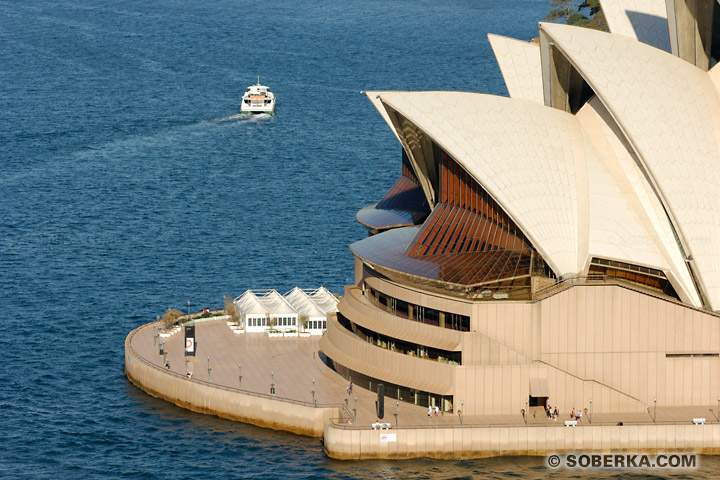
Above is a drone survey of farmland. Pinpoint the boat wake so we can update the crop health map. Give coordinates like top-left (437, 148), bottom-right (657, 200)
top-left (203, 113), bottom-right (274, 124)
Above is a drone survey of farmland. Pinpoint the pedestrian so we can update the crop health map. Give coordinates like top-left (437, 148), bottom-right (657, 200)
top-left (577, 409), bottom-right (583, 423)
top-left (553, 406), bottom-right (558, 420)
top-left (434, 406), bottom-right (440, 417)
top-left (428, 405), bottom-right (433, 417)
top-left (570, 408), bottom-right (575, 420)
top-left (349, 382), bottom-right (353, 394)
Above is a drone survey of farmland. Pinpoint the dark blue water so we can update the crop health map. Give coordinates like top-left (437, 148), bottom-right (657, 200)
top-left (2, 0), bottom-right (718, 478)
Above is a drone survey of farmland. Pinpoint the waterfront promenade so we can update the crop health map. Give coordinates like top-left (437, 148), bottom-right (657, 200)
top-left (126, 317), bottom-right (720, 459)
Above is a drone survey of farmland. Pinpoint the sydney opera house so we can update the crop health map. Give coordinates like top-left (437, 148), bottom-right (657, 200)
top-left (319, 0), bottom-right (720, 419)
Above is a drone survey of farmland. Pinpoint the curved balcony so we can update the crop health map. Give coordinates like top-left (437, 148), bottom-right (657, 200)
top-left (319, 315), bottom-right (454, 396)
top-left (339, 286), bottom-right (462, 352)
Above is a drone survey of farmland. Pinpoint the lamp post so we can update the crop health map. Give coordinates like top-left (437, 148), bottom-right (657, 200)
top-left (461, 400), bottom-right (464, 425)
top-left (354, 395), bottom-right (358, 422)
top-left (270, 371), bottom-right (275, 395)
top-left (207, 356), bottom-right (211, 380)
top-left (653, 397), bottom-right (657, 423)
top-left (589, 398), bottom-right (593, 424)
top-left (396, 401), bottom-right (399, 427)
top-left (238, 363), bottom-right (242, 388)
top-left (525, 400), bottom-right (529, 424)
top-left (154, 315), bottom-right (159, 346)
top-left (717, 397), bottom-right (720, 422)
top-left (312, 378), bottom-right (316, 407)
top-left (187, 301), bottom-right (191, 318)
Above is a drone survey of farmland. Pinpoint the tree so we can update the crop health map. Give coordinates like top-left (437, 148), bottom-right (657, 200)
top-left (160, 309), bottom-right (182, 329)
top-left (298, 313), bottom-right (309, 332)
top-left (224, 296), bottom-right (240, 323)
top-left (545, 0), bottom-right (575, 23)
top-left (545, 0), bottom-right (608, 32)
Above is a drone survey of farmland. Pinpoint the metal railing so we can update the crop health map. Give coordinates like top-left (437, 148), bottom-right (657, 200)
top-left (326, 416), bottom-right (720, 431)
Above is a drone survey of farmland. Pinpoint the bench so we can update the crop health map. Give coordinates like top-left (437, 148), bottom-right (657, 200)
top-left (372, 422), bottom-right (392, 430)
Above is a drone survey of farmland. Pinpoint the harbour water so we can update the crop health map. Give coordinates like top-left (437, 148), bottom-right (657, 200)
top-left (3, 0), bottom-right (719, 477)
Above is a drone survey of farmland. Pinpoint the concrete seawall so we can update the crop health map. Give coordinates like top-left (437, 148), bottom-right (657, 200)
top-left (323, 421), bottom-right (720, 460)
top-left (125, 323), bottom-right (339, 437)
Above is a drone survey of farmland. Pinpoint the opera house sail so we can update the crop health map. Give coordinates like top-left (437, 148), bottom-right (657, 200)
top-left (320, 0), bottom-right (720, 418)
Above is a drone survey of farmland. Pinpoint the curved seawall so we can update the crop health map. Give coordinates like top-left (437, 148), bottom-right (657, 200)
top-left (125, 323), bottom-right (338, 437)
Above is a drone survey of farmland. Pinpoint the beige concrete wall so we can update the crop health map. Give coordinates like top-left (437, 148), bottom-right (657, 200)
top-left (340, 268), bottom-right (720, 415)
top-left (324, 422), bottom-right (720, 460)
top-left (320, 315), bottom-right (455, 395)
top-left (341, 286), bottom-right (462, 351)
top-left (453, 363), bottom-right (645, 416)
top-left (125, 325), bottom-right (338, 437)
top-left (533, 286), bottom-right (720, 409)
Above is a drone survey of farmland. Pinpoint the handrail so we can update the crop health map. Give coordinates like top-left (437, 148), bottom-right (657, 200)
top-left (126, 323), bottom-right (343, 409)
top-left (535, 359), bottom-right (645, 407)
top-left (326, 417), bottom-right (720, 430)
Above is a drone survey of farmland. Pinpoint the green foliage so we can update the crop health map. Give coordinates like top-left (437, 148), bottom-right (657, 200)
top-left (545, 0), bottom-right (608, 32)
top-left (160, 309), bottom-right (182, 328)
top-left (545, 0), bottom-right (575, 22)
top-left (224, 296), bottom-right (240, 322)
top-left (567, 13), bottom-right (587, 25)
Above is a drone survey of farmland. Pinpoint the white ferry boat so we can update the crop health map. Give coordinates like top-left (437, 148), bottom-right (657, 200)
top-left (240, 77), bottom-right (276, 115)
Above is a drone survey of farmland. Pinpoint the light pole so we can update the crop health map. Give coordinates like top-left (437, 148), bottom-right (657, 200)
top-left (653, 397), bottom-right (657, 423)
top-left (354, 395), bottom-right (358, 422)
top-left (207, 356), bottom-right (211, 380)
top-left (238, 363), bottom-right (242, 388)
top-left (270, 371), bottom-right (275, 395)
top-left (154, 315), bottom-right (159, 346)
top-left (717, 397), bottom-right (720, 422)
top-left (525, 400), bottom-right (529, 424)
top-left (461, 400), bottom-right (464, 425)
top-left (312, 378), bottom-right (316, 407)
top-left (187, 301), bottom-right (191, 318)
top-left (589, 398), bottom-right (593, 424)
top-left (395, 401), bottom-right (399, 426)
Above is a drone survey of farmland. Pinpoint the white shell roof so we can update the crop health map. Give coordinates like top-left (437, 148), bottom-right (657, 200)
top-left (540, 21), bottom-right (720, 309)
top-left (599, 0), bottom-right (670, 51)
top-left (379, 91), bottom-right (583, 277)
top-left (487, 34), bottom-right (543, 104)
top-left (370, 84), bottom-right (703, 306)
top-left (365, 91), bottom-right (401, 141)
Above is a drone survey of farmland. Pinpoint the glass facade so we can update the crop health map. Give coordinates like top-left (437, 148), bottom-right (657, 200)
top-left (338, 312), bottom-right (461, 365)
top-left (588, 257), bottom-right (680, 299)
top-left (367, 285), bottom-right (470, 332)
top-left (321, 352), bottom-right (453, 412)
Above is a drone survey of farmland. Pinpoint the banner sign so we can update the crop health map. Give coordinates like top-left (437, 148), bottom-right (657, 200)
top-left (380, 433), bottom-right (396, 443)
top-left (185, 325), bottom-right (195, 356)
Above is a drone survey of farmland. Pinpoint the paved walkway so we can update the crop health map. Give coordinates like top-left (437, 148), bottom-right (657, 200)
top-left (132, 319), bottom-right (720, 429)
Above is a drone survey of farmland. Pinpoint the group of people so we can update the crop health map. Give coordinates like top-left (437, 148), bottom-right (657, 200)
top-left (545, 405), bottom-right (559, 421)
top-left (545, 405), bottom-right (584, 422)
top-left (570, 407), bottom-right (583, 422)
top-left (427, 405), bottom-right (441, 417)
